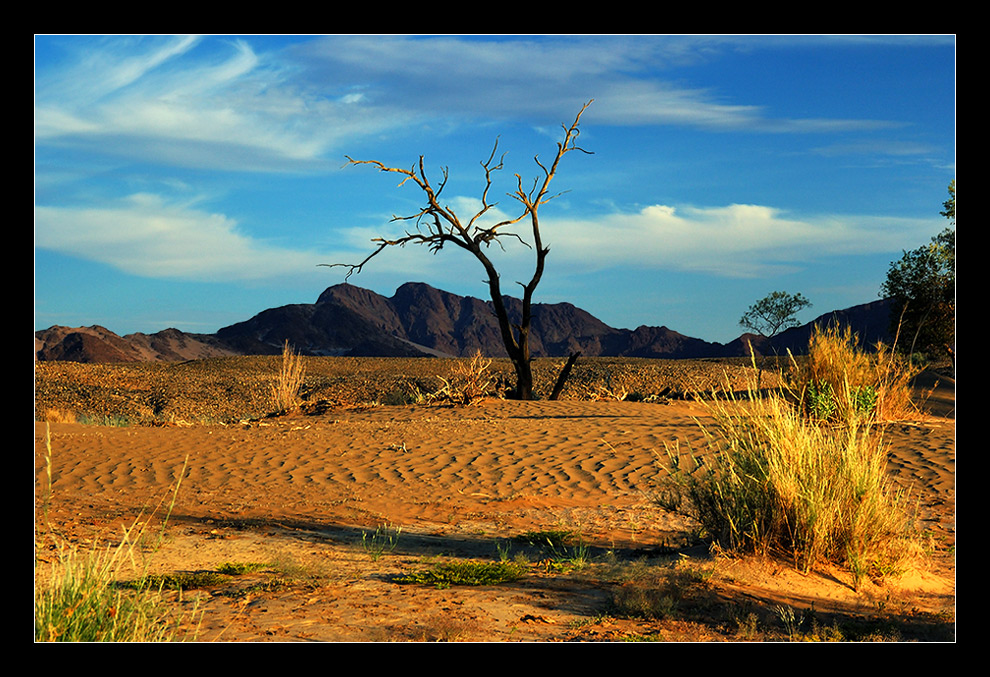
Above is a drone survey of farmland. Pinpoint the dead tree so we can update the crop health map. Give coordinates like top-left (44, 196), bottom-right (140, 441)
top-left (325, 100), bottom-right (593, 400)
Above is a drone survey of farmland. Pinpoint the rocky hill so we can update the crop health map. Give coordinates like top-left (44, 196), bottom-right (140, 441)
top-left (34, 325), bottom-right (237, 363)
top-left (35, 282), bottom-right (895, 363)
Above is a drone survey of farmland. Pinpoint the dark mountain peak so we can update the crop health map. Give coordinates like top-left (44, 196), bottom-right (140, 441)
top-left (317, 282), bottom-right (385, 306)
top-left (393, 280), bottom-right (449, 297)
top-left (36, 281), bottom-right (896, 364)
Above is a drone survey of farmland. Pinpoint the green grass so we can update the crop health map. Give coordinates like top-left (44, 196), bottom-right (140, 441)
top-left (132, 571), bottom-right (228, 591)
top-left (361, 523), bottom-right (402, 561)
top-left (35, 542), bottom-right (196, 642)
top-left (35, 510), bottom-right (201, 641)
top-left (216, 561), bottom-right (268, 576)
top-left (787, 324), bottom-right (922, 424)
top-left (35, 429), bottom-right (196, 642)
top-left (394, 561), bottom-right (527, 589)
top-left (510, 528), bottom-right (592, 571)
top-left (514, 529), bottom-right (578, 548)
top-left (127, 561), bottom-right (274, 593)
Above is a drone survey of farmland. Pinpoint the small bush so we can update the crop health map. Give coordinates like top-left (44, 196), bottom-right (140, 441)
top-left (429, 351), bottom-right (502, 405)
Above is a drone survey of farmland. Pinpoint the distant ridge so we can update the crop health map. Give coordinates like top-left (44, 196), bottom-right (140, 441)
top-left (35, 282), bottom-right (894, 363)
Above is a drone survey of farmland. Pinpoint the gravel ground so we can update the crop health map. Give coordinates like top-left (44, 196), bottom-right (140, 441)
top-left (34, 356), bottom-right (780, 426)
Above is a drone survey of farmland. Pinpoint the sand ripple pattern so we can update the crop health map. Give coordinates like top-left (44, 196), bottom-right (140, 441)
top-left (36, 400), bottom-right (713, 533)
top-left (36, 398), bottom-right (953, 546)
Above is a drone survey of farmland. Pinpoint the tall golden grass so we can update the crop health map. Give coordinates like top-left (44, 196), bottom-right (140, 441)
top-left (270, 340), bottom-right (306, 412)
top-left (788, 324), bottom-right (924, 424)
top-left (659, 324), bottom-right (924, 587)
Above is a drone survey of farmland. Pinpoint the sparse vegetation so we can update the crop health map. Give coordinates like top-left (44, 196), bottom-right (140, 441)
top-left (34, 347), bottom-right (952, 641)
top-left (216, 561), bottom-right (268, 576)
top-left (35, 355), bottom-right (784, 425)
top-left (394, 560), bottom-right (527, 589)
top-left (135, 570), bottom-right (228, 591)
top-left (604, 557), bottom-right (715, 621)
top-left (658, 325), bottom-right (925, 586)
top-left (35, 437), bottom-right (195, 641)
top-left (512, 529), bottom-right (591, 571)
top-left (361, 523), bottom-right (402, 561)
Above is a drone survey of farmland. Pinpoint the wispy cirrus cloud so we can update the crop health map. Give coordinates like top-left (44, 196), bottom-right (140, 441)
top-left (35, 36), bottom-right (379, 172)
top-left (289, 35), bottom-right (903, 133)
top-left (35, 35), bottom-right (910, 178)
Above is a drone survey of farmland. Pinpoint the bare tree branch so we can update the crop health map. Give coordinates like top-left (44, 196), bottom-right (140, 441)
top-left (323, 100), bottom-right (594, 399)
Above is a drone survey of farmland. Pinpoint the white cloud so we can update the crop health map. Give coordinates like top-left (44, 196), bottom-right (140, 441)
top-left (544, 203), bottom-right (942, 278)
top-left (34, 190), bottom-right (944, 289)
top-left (35, 193), bottom-right (326, 281)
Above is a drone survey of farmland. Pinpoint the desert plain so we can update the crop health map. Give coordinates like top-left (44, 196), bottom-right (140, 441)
top-left (34, 356), bottom-right (956, 642)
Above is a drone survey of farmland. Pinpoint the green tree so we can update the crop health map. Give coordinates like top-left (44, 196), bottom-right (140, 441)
top-left (740, 291), bottom-right (813, 343)
top-left (740, 291), bottom-right (812, 387)
top-left (940, 178), bottom-right (955, 222)
top-left (880, 181), bottom-right (955, 362)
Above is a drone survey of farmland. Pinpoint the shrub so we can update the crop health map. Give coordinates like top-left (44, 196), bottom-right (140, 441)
top-left (789, 324), bottom-right (922, 424)
top-left (660, 392), bottom-right (920, 586)
top-left (658, 330), bottom-right (925, 587)
top-left (429, 351), bottom-right (502, 405)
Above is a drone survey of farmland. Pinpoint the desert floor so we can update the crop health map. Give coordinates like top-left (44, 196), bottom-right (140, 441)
top-left (34, 362), bottom-right (955, 642)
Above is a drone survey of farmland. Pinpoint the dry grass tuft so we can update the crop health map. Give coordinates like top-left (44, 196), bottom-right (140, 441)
top-left (270, 341), bottom-right (306, 413)
top-left (787, 324), bottom-right (924, 424)
top-left (658, 325), bottom-right (926, 588)
top-left (41, 407), bottom-right (78, 424)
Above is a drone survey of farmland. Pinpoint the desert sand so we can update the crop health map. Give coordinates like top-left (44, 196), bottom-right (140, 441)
top-left (34, 371), bottom-right (955, 642)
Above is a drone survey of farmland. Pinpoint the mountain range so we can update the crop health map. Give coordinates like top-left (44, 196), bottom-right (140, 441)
top-left (34, 281), bottom-right (896, 364)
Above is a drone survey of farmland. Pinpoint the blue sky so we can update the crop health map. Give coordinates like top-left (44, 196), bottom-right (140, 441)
top-left (35, 35), bottom-right (955, 344)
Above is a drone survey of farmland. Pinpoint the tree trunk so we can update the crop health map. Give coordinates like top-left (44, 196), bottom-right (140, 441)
top-left (512, 358), bottom-right (535, 400)
top-left (548, 352), bottom-right (580, 401)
